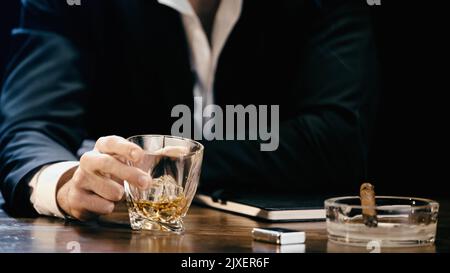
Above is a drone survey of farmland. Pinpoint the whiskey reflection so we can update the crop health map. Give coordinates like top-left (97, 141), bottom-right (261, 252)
top-left (28, 202), bottom-right (195, 253)
top-left (30, 219), bottom-right (192, 252)
top-left (128, 231), bottom-right (187, 252)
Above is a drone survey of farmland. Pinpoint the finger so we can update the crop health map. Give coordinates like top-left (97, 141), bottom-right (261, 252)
top-left (80, 175), bottom-right (124, 202)
top-left (105, 155), bottom-right (125, 184)
top-left (80, 151), bottom-right (151, 189)
top-left (72, 190), bottom-right (116, 216)
top-left (95, 135), bottom-right (144, 162)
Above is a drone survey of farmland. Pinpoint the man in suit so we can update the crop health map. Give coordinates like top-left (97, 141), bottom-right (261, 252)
top-left (0, 0), bottom-right (378, 219)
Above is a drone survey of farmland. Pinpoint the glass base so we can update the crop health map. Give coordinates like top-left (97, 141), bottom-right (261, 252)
top-left (327, 234), bottom-right (435, 248)
top-left (128, 210), bottom-right (184, 234)
top-left (326, 220), bottom-right (437, 248)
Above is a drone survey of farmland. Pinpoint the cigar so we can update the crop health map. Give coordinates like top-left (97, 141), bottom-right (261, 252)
top-left (360, 183), bottom-right (378, 228)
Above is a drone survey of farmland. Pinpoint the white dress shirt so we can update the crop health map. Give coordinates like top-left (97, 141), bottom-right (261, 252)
top-left (28, 0), bottom-right (243, 218)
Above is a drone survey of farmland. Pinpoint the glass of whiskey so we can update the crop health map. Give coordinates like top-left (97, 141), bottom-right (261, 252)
top-left (124, 135), bottom-right (204, 233)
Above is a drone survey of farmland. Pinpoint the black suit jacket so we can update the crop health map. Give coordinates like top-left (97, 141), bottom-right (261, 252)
top-left (0, 0), bottom-right (378, 215)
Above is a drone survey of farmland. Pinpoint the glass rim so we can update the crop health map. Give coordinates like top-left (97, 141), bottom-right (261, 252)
top-left (127, 134), bottom-right (204, 157)
top-left (324, 196), bottom-right (439, 210)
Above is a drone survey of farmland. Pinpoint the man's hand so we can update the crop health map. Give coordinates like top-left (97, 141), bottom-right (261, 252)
top-left (56, 136), bottom-right (151, 220)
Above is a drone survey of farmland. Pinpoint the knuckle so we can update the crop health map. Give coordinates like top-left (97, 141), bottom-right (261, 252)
top-left (72, 169), bottom-right (85, 184)
top-left (79, 153), bottom-right (88, 166)
top-left (126, 145), bottom-right (135, 156)
top-left (96, 136), bottom-right (108, 147)
top-left (80, 151), bottom-right (95, 166)
top-left (102, 136), bottom-right (115, 147)
top-left (96, 136), bottom-right (119, 151)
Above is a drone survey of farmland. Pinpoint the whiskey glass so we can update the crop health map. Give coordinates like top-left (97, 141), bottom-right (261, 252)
top-left (124, 135), bottom-right (203, 233)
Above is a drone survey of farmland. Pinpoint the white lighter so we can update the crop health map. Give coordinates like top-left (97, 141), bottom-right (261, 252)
top-left (252, 227), bottom-right (306, 245)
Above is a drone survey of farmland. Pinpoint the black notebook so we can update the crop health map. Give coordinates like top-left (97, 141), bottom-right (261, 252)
top-left (194, 191), bottom-right (327, 222)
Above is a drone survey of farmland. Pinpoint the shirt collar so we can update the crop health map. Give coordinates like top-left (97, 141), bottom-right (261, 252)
top-left (157, 0), bottom-right (195, 17)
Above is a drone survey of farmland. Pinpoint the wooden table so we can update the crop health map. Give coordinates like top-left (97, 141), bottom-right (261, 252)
top-left (1, 197), bottom-right (449, 253)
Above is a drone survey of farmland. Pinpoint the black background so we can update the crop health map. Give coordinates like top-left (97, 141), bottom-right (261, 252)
top-left (1, 0), bottom-right (448, 197)
top-left (369, 1), bottom-right (448, 197)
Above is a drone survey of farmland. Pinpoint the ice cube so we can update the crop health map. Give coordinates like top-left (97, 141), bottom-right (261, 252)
top-left (149, 175), bottom-right (183, 201)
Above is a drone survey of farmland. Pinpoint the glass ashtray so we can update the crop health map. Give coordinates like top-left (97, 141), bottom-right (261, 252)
top-left (325, 196), bottom-right (439, 247)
